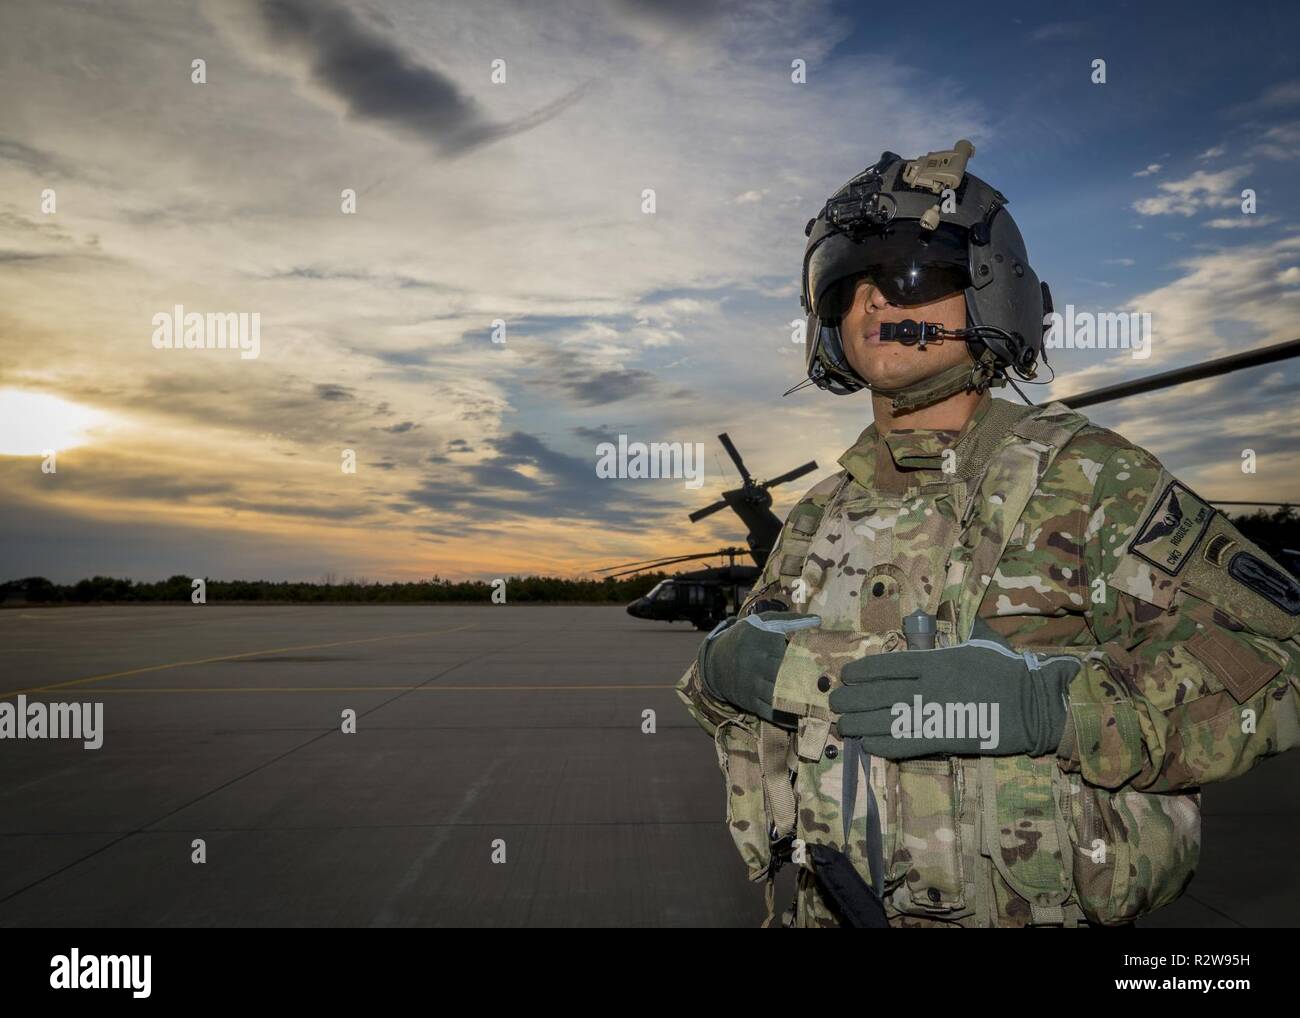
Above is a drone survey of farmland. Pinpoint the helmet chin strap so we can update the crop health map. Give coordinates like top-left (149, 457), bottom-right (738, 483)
top-left (862, 348), bottom-right (1002, 413)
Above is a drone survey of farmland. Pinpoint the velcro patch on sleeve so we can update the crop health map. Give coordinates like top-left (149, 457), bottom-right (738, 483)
top-left (790, 504), bottom-right (823, 537)
top-left (779, 553), bottom-right (805, 577)
top-left (1227, 552), bottom-right (1300, 616)
top-left (1186, 628), bottom-right (1282, 704)
top-left (1129, 480), bottom-right (1214, 577)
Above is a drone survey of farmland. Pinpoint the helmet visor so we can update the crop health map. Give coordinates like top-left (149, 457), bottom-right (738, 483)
top-left (806, 220), bottom-right (971, 317)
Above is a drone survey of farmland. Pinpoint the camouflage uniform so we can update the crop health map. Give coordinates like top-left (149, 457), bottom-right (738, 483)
top-left (677, 394), bottom-right (1300, 927)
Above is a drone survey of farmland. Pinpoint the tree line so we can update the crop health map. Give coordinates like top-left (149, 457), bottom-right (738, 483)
top-left (2, 507), bottom-right (1295, 605)
top-left (0, 572), bottom-right (668, 605)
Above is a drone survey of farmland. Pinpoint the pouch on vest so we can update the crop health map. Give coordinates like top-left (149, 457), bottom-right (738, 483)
top-left (979, 755), bottom-right (1074, 923)
top-left (713, 718), bottom-right (773, 881)
top-left (1066, 779), bottom-right (1201, 925)
top-left (889, 757), bottom-right (967, 913)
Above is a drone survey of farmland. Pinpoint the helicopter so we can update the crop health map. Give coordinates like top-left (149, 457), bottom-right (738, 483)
top-left (605, 434), bottom-right (819, 629)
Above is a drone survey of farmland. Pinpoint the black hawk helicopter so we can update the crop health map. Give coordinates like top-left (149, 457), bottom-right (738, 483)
top-left (605, 434), bottom-right (818, 629)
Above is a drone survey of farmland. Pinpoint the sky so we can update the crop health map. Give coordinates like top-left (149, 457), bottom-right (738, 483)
top-left (1, 0), bottom-right (1298, 584)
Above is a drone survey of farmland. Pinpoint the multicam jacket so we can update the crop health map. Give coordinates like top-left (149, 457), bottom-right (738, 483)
top-left (676, 395), bottom-right (1300, 927)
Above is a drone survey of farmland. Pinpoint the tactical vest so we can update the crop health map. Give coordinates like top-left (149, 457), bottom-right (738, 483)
top-left (716, 400), bottom-right (1201, 927)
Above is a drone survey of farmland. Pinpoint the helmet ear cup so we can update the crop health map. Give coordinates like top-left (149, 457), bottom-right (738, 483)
top-left (964, 206), bottom-right (1044, 374)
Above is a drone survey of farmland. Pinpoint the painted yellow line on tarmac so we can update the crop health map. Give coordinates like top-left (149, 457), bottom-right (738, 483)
top-left (0, 624), bottom-right (478, 697)
top-left (1, 607), bottom-right (332, 624)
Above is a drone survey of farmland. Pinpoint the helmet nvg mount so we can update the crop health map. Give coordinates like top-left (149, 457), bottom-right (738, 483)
top-left (798, 140), bottom-right (1051, 411)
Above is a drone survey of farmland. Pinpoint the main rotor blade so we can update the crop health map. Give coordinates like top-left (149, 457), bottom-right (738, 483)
top-left (598, 553), bottom-right (716, 575)
top-left (763, 460), bottom-right (818, 489)
top-left (718, 433), bottom-right (753, 483)
top-left (689, 499), bottom-right (729, 523)
top-left (1056, 337), bottom-right (1300, 409)
top-left (603, 547), bottom-right (746, 579)
top-left (594, 552), bottom-right (700, 573)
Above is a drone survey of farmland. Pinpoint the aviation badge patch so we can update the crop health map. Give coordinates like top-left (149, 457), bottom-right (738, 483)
top-left (1129, 480), bottom-right (1214, 576)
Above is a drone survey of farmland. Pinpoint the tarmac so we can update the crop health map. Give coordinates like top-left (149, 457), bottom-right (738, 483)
top-left (0, 604), bottom-right (1295, 927)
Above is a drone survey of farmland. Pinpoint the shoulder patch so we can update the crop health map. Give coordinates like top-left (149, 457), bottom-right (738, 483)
top-left (1128, 480), bottom-right (1213, 577)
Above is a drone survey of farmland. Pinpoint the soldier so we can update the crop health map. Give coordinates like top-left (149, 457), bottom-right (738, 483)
top-left (676, 142), bottom-right (1300, 928)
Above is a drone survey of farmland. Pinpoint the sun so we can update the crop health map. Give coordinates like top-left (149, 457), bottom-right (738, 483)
top-left (0, 389), bottom-right (108, 456)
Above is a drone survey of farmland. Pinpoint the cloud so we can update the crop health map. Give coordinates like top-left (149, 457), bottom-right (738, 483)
top-left (1198, 144), bottom-right (1226, 160)
top-left (1117, 234), bottom-right (1300, 360)
top-left (1132, 166), bottom-right (1250, 217)
top-left (258, 265), bottom-right (455, 292)
top-left (572, 425), bottom-right (621, 444)
top-left (0, 498), bottom-right (369, 584)
top-left (1230, 78), bottom-right (1300, 115)
top-left (609, 0), bottom-right (726, 32)
top-left (221, 498), bottom-right (362, 519)
top-left (0, 209), bottom-right (76, 249)
top-left (1248, 121), bottom-right (1300, 161)
top-left (600, 0), bottom-right (733, 56)
top-left (1041, 233), bottom-right (1300, 426)
top-left (0, 139), bottom-right (77, 179)
top-left (0, 457), bottom-right (234, 505)
top-left (1133, 163), bottom-right (1162, 177)
top-left (405, 430), bottom-right (678, 525)
top-left (315, 383), bottom-right (356, 401)
top-left (210, 0), bottom-right (588, 156)
top-left (0, 251), bottom-right (57, 264)
top-left (1028, 20), bottom-right (1090, 43)
top-left (370, 348), bottom-right (436, 367)
top-left (563, 366), bottom-right (658, 405)
top-left (1205, 215), bottom-right (1276, 229)
top-left (528, 341), bottom-right (672, 406)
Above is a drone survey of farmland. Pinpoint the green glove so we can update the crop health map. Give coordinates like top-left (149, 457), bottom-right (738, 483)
top-left (829, 618), bottom-right (1080, 758)
top-left (697, 611), bottom-right (821, 724)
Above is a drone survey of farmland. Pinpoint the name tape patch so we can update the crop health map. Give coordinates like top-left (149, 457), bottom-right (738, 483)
top-left (1129, 481), bottom-right (1213, 576)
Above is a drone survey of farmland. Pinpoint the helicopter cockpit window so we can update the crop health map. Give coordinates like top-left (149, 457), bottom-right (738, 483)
top-left (656, 583), bottom-right (677, 601)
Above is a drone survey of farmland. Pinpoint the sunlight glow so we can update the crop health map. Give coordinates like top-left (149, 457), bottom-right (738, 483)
top-left (0, 389), bottom-right (108, 456)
